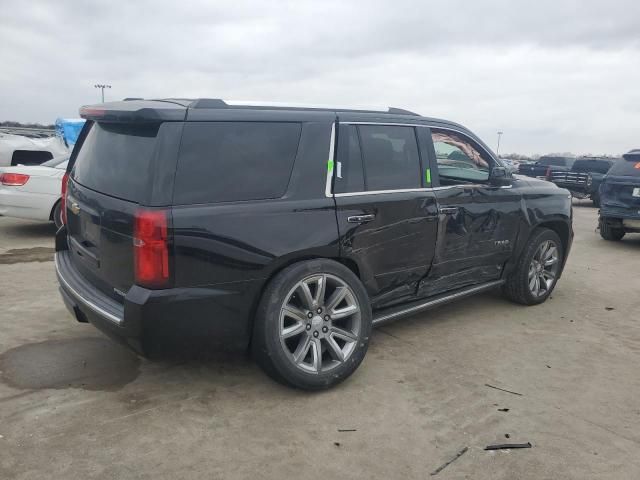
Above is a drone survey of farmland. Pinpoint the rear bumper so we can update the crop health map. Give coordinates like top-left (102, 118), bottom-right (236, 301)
top-left (55, 250), bottom-right (261, 355)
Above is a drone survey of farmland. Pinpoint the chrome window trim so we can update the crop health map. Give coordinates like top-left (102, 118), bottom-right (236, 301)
top-left (327, 121), bottom-right (504, 197)
top-left (55, 253), bottom-right (123, 325)
top-left (325, 123), bottom-right (336, 198)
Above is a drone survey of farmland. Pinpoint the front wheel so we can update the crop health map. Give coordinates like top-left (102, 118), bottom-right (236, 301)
top-left (252, 259), bottom-right (372, 390)
top-left (503, 228), bottom-right (564, 305)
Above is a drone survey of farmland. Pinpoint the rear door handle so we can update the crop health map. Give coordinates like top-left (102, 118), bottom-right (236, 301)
top-left (347, 214), bottom-right (376, 224)
top-left (439, 206), bottom-right (459, 215)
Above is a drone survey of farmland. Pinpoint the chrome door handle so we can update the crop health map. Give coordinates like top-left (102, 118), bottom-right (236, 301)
top-left (347, 214), bottom-right (376, 223)
top-left (439, 206), bottom-right (459, 215)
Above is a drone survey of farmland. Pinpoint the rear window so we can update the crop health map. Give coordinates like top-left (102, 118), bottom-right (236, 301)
top-left (72, 122), bottom-right (159, 202)
top-left (173, 122), bottom-right (301, 205)
top-left (538, 157), bottom-right (572, 167)
top-left (11, 150), bottom-right (53, 166)
top-left (572, 160), bottom-right (613, 174)
top-left (608, 158), bottom-right (640, 176)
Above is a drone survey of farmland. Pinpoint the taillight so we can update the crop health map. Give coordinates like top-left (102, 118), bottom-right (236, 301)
top-left (0, 173), bottom-right (30, 186)
top-left (60, 172), bottom-right (69, 225)
top-left (545, 167), bottom-right (552, 180)
top-left (134, 209), bottom-right (170, 288)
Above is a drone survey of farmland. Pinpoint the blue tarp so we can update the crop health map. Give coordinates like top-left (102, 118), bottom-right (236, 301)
top-left (55, 118), bottom-right (85, 147)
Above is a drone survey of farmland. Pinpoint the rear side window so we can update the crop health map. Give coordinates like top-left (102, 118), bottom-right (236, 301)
top-left (608, 158), bottom-right (640, 176)
top-left (72, 122), bottom-right (159, 202)
top-left (174, 122), bottom-right (301, 204)
top-left (358, 125), bottom-right (421, 191)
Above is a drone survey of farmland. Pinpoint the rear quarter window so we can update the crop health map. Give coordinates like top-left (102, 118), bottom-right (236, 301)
top-left (72, 122), bottom-right (159, 202)
top-left (173, 122), bottom-right (302, 204)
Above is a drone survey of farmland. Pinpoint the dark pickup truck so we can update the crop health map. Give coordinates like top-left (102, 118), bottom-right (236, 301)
top-left (518, 156), bottom-right (575, 179)
top-left (550, 157), bottom-right (615, 206)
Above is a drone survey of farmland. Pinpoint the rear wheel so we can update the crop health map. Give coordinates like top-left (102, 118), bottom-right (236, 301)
top-left (599, 217), bottom-right (625, 241)
top-left (252, 259), bottom-right (372, 390)
top-left (52, 201), bottom-right (63, 229)
top-left (503, 228), bottom-right (563, 305)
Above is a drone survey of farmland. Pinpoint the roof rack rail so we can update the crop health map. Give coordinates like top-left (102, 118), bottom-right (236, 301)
top-left (189, 99), bottom-right (420, 116)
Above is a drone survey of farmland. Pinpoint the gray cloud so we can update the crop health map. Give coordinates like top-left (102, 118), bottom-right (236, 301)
top-left (1, 0), bottom-right (639, 154)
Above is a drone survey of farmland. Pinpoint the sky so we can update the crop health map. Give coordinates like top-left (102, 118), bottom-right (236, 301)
top-left (1, 0), bottom-right (639, 155)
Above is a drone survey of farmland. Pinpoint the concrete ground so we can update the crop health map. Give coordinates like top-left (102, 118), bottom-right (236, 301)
top-left (1, 202), bottom-right (639, 480)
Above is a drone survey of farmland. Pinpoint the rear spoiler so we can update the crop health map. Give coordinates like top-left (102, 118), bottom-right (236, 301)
top-left (79, 100), bottom-right (187, 123)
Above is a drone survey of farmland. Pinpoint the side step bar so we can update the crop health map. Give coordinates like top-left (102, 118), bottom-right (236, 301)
top-left (372, 280), bottom-right (504, 326)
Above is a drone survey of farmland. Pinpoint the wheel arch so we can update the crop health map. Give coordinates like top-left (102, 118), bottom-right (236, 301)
top-left (49, 198), bottom-right (61, 221)
top-left (246, 255), bottom-right (365, 349)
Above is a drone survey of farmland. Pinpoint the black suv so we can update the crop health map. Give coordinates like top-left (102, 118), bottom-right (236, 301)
top-left (598, 149), bottom-right (640, 241)
top-left (550, 157), bottom-right (615, 206)
top-left (55, 99), bottom-right (573, 389)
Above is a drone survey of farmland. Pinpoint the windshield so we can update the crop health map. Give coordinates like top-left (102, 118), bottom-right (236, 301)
top-left (41, 155), bottom-right (70, 168)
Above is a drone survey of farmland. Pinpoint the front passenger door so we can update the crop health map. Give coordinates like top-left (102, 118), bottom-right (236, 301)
top-left (419, 128), bottom-right (520, 297)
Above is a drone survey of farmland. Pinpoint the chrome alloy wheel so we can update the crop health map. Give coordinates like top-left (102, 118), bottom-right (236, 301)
top-left (279, 274), bottom-right (361, 374)
top-left (528, 240), bottom-right (560, 297)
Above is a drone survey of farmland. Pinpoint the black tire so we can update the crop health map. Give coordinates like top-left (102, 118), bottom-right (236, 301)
top-left (52, 201), bottom-right (63, 229)
top-left (591, 192), bottom-right (600, 207)
top-left (252, 259), bottom-right (372, 390)
top-left (599, 217), bottom-right (625, 241)
top-left (503, 228), bottom-right (564, 306)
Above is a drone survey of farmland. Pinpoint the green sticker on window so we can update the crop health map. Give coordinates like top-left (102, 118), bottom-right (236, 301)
top-left (327, 159), bottom-right (334, 172)
top-left (425, 168), bottom-right (431, 185)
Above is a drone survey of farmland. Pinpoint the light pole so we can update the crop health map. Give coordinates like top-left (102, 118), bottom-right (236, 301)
top-left (94, 84), bottom-right (111, 102)
top-left (496, 131), bottom-right (504, 157)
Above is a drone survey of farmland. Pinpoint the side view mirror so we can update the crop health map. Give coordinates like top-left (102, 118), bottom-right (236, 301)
top-left (489, 166), bottom-right (512, 186)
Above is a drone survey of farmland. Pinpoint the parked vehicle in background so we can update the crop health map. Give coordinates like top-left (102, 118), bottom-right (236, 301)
top-left (55, 99), bottom-right (573, 390)
top-left (518, 156), bottom-right (575, 179)
top-left (550, 157), bottom-right (615, 206)
top-left (500, 158), bottom-right (518, 173)
top-left (0, 155), bottom-right (68, 228)
top-left (598, 149), bottom-right (640, 241)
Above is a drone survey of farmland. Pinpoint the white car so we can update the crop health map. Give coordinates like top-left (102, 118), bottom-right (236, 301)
top-left (0, 156), bottom-right (68, 228)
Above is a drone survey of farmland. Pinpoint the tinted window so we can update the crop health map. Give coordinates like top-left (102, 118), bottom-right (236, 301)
top-left (11, 150), bottom-right (53, 166)
top-left (334, 125), bottom-right (364, 193)
top-left (358, 125), bottom-right (421, 191)
top-left (174, 122), bottom-right (301, 204)
top-left (432, 129), bottom-right (490, 184)
top-left (572, 159), bottom-right (613, 174)
top-left (608, 158), bottom-right (640, 176)
top-left (538, 157), bottom-right (571, 167)
top-left (72, 122), bottom-right (159, 202)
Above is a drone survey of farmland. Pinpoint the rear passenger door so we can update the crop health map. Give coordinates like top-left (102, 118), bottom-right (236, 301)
top-left (332, 122), bottom-right (439, 308)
